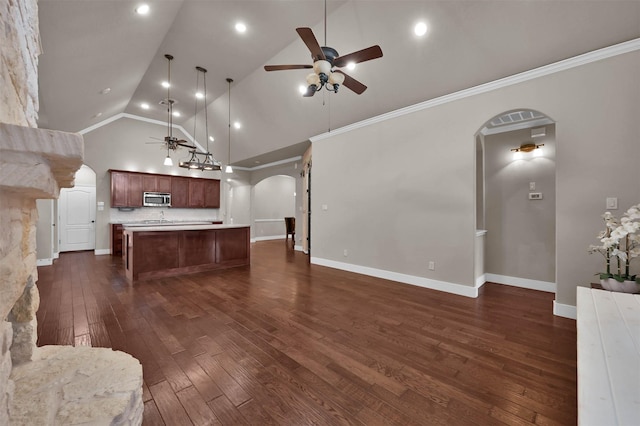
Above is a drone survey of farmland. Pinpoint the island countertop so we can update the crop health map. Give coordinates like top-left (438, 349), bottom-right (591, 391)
top-left (122, 223), bottom-right (249, 232)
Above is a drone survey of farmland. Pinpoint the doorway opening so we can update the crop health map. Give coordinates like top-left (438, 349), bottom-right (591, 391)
top-left (476, 109), bottom-right (557, 293)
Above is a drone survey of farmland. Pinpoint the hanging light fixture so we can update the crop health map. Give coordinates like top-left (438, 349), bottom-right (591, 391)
top-left (225, 78), bottom-right (234, 174)
top-left (159, 54), bottom-right (196, 166)
top-left (178, 66), bottom-right (221, 171)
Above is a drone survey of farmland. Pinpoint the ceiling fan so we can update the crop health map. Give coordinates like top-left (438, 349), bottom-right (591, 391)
top-left (264, 2), bottom-right (382, 96)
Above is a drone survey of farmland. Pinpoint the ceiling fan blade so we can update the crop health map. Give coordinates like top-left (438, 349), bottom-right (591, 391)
top-left (264, 64), bottom-right (313, 72)
top-left (296, 27), bottom-right (325, 61)
top-left (333, 45), bottom-right (383, 68)
top-left (334, 70), bottom-right (367, 95)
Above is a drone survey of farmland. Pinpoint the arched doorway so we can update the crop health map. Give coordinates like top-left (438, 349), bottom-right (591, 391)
top-left (252, 175), bottom-right (296, 241)
top-left (476, 109), bottom-right (557, 293)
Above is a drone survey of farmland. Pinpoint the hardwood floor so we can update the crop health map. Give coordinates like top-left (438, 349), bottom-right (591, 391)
top-left (35, 241), bottom-right (577, 425)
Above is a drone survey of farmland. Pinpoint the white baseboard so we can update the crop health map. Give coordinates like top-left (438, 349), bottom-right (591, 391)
top-left (553, 300), bottom-right (577, 320)
top-left (475, 274), bottom-right (486, 288)
top-left (94, 249), bottom-right (111, 256)
top-left (53, 252), bottom-right (59, 259)
top-left (251, 235), bottom-right (287, 242)
top-left (485, 273), bottom-right (556, 293)
top-left (37, 258), bottom-right (53, 266)
top-left (311, 257), bottom-right (481, 298)
top-left (294, 244), bottom-right (304, 252)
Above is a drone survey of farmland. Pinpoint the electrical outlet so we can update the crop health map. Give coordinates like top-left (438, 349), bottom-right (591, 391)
top-left (343, 249), bottom-right (348, 257)
top-left (428, 261), bottom-right (435, 270)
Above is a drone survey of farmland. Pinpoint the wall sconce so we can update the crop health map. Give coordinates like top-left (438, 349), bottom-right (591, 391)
top-left (511, 143), bottom-right (544, 153)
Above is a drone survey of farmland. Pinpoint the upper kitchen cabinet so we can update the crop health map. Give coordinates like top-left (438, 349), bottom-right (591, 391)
top-left (204, 179), bottom-right (220, 208)
top-left (110, 170), bottom-right (219, 209)
top-left (110, 170), bottom-right (142, 208)
top-left (171, 176), bottom-right (189, 208)
top-left (142, 174), bottom-right (172, 194)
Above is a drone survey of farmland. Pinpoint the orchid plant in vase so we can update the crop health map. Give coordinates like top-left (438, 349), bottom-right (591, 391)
top-left (588, 203), bottom-right (640, 293)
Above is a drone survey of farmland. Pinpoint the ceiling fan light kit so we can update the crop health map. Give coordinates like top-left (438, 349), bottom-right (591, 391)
top-left (263, 0), bottom-right (382, 97)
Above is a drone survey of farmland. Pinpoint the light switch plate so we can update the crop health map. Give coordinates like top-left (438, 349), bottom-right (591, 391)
top-left (529, 192), bottom-right (543, 200)
top-left (606, 197), bottom-right (618, 209)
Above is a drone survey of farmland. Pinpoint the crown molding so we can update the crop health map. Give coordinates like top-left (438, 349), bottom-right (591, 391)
top-left (78, 113), bottom-right (205, 152)
top-left (311, 38), bottom-right (640, 143)
top-left (233, 156), bottom-right (302, 172)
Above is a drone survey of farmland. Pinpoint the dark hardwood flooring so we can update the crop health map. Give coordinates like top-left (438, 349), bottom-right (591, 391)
top-left (36, 240), bottom-right (577, 425)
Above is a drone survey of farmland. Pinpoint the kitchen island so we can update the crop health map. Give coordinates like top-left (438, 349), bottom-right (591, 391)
top-left (122, 224), bottom-right (250, 281)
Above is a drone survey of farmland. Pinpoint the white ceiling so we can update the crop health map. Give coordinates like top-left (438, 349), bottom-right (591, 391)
top-left (37, 0), bottom-right (640, 168)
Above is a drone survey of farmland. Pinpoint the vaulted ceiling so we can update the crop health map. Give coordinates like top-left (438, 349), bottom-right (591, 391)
top-left (37, 1), bottom-right (640, 167)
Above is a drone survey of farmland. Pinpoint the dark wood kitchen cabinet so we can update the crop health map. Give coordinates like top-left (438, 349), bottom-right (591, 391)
top-left (189, 179), bottom-right (206, 207)
top-left (170, 176), bottom-right (189, 208)
top-left (110, 171), bottom-right (129, 207)
top-left (128, 174), bottom-right (143, 207)
top-left (111, 223), bottom-right (124, 256)
top-left (188, 178), bottom-right (220, 208)
top-left (142, 174), bottom-right (171, 193)
top-left (204, 179), bottom-right (220, 208)
top-left (110, 170), bottom-right (219, 209)
top-left (110, 171), bottom-right (142, 207)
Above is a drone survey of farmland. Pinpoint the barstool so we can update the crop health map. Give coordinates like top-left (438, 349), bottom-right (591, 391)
top-left (284, 217), bottom-right (295, 245)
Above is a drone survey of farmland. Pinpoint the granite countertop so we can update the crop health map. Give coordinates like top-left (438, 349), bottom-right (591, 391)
top-left (122, 223), bottom-right (249, 232)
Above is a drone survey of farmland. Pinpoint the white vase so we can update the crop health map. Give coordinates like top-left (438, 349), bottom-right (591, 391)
top-left (600, 278), bottom-right (640, 293)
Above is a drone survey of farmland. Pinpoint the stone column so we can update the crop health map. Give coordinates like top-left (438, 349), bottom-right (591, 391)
top-left (0, 123), bottom-right (84, 423)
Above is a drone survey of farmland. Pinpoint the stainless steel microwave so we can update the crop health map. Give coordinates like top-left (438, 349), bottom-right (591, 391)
top-left (143, 192), bottom-right (171, 207)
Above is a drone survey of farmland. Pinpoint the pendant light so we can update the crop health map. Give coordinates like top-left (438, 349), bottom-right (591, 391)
top-left (178, 66), bottom-right (221, 171)
top-left (225, 78), bottom-right (233, 174)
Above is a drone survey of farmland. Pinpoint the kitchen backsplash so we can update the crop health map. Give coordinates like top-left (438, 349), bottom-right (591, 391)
top-left (110, 207), bottom-right (220, 223)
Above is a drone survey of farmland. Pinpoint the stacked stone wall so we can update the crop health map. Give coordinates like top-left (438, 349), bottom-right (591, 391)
top-left (0, 0), bottom-right (40, 422)
top-left (0, 0), bottom-right (40, 127)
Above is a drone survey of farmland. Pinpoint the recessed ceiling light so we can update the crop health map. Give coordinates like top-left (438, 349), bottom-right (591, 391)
top-left (233, 121), bottom-right (241, 129)
top-left (209, 136), bottom-right (214, 142)
top-left (99, 87), bottom-right (111, 95)
top-left (140, 103), bottom-right (150, 109)
top-left (298, 85), bottom-right (307, 95)
top-left (195, 92), bottom-right (204, 99)
top-left (172, 111), bottom-right (181, 117)
top-left (414, 22), bottom-right (428, 37)
top-left (235, 22), bottom-right (247, 33)
top-left (161, 81), bottom-right (170, 88)
top-left (135, 4), bottom-right (150, 15)
top-left (346, 62), bottom-right (356, 71)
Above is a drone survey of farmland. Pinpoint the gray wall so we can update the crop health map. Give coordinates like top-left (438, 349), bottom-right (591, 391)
top-left (484, 126), bottom-right (556, 283)
top-left (311, 50), bottom-right (640, 307)
top-left (82, 117), bottom-right (222, 252)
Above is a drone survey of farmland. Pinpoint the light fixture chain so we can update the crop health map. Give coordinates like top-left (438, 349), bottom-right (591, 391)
top-left (193, 68), bottom-right (199, 148)
top-left (203, 68), bottom-right (209, 152)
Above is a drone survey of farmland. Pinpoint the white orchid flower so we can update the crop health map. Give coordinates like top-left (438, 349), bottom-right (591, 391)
top-left (611, 248), bottom-right (628, 261)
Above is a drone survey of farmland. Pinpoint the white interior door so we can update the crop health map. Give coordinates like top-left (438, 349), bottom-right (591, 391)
top-left (59, 185), bottom-right (96, 252)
